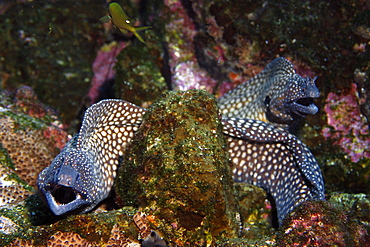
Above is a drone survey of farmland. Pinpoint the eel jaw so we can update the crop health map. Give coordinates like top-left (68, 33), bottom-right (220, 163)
top-left (44, 184), bottom-right (91, 216)
top-left (288, 97), bottom-right (319, 117)
top-left (286, 77), bottom-right (320, 117)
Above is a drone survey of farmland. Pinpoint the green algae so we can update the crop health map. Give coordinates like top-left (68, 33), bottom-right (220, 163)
top-left (216, 236), bottom-right (276, 247)
top-left (0, 146), bottom-right (34, 194)
top-left (0, 89), bottom-right (51, 131)
top-left (328, 193), bottom-right (370, 233)
top-left (114, 31), bottom-right (168, 107)
top-left (0, 205), bottom-right (35, 246)
top-left (234, 183), bottom-right (274, 238)
top-left (0, 1), bottom-right (103, 125)
top-left (307, 128), bottom-right (370, 195)
top-left (0, 203), bottom-right (139, 246)
top-left (2, 173), bottom-right (35, 193)
top-left (329, 193), bottom-right (370, 211)
top-left (1, 111), bottom-right (49, 131)
top-left (47, 209), bottom-right (137, 244)
top-left (278, 200), bottom-right (370, 246)
top-left (0, 191), bottom-right (139, 246)
top-left (0, 145), bottom-right (15, 171)
top-left (115, 90), bottom-right (239, 245)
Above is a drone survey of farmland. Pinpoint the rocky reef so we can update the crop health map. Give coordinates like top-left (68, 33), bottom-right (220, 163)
top-left (2, 88), bottom-right (368, 246)
top-left (0, 0), bottom-right (106, 126)
top-left (1, 0), bottom-right (369, 245)
top-left (278, 199), bottom-right (370, 246)
top-left (0, 86), bottom-right (67, 208)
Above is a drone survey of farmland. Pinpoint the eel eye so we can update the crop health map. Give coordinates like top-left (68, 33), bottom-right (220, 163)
top-left (264, 96), bottom-right (271, 107)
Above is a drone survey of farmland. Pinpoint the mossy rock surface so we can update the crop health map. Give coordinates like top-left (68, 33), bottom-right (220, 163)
top-left (115, 89), bottom-right (239, 245)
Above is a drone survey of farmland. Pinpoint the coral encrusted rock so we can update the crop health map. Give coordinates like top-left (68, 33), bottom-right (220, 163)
top-left (115, 90), bottom-right (239, 245)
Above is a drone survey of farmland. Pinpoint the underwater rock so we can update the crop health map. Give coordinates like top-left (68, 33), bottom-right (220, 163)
top-left (278, 200), bottom-right (370, 246)
top-left (318, 82), bottom-right (370, 194)
top-left (115, 90), bottom-right (240, 245)
top-left (0, 117), bottom-right (64, 188)
top-left (0, 87), bottom-right (67, 207)
top-left (0, 216), bottom-right (19, 235)
top-left (0, 0), bottom-right (104, 124)
top-left (7, 239), bottom-right (34, 247)
top-left (322, 83), bottom-right (370, 162)
top-left (0, 153), bottom-right (33, 207)
top-left (328, 193), bottom-right (370, 229)
top-left (147, 0), bottom-right (231, 96)
top-left (88, 41), bottom-right (127, 105)
top-left (234, 183), bottom-right (274, 239)
top-left (114, 37), bottom-right (168, 108)
top-left (0, 205), bottom-right (144, 246)
top-left (47, 231), bottom-right (93, 247)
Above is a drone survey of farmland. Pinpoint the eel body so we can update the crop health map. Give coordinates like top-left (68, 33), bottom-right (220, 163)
top-left (223, 118), bottom-right (324, 224)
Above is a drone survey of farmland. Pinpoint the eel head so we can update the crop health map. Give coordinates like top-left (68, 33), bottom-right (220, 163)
top-left (37, 148), bottom-right (100, 215)
top-left (266, 75), bottom-right (320, 124)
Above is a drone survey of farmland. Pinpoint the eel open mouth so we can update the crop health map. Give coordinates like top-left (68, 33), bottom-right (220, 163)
top-left (44, 184), bottom-right (90, 215)
top-left (51, 185), bottom-right (77, 205)
top-left (289, 98), bottom-right (318, 117)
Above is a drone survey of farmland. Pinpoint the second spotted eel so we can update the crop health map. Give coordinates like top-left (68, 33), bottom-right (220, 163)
top-left (218, 57), bottom-right (320, 129)
top-left (38, 58), bottom-right (324, 225)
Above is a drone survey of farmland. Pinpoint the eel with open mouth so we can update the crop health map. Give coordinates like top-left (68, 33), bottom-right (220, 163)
top-left (37, 100), bottom-right (145, 215)
top-left (218, 57), bottom-right (320, 128)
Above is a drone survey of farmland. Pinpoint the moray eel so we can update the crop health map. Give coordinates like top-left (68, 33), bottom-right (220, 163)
top-left (37, 59), bottom-right (324, 225)
top-left (223, 118), bottom-right (325, 224)
top-left (218, 57), bottom-right (320, 128)
top-left (100, 2), bottom-right (151, 43)
top-left (37, 100), bottom-right (146, 215)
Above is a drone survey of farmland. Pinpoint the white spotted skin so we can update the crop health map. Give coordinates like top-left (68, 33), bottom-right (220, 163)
top-left (78, 100), bottom-right (145, 193)
top-left (223, 118), bottom-right (325, 225)
top-left (217, 57), bottom-right (320, 128)
top-left (37, 100), bottom-right (145, 215)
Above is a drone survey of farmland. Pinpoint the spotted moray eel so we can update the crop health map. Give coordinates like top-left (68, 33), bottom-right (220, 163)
top-left (218, 57), bottom-right (320, 129)
top-left (37, 100), bottom-right (145, 215)
top-left (37, 58), bottom-right (324, 225)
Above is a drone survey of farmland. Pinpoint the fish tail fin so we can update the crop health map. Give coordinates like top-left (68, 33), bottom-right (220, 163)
top-left (134, 26), bottom-right (152, 32)
top-left (132, 31), bottom-right (146, 43)
top-left (132, 26), bottom-right (152, 43)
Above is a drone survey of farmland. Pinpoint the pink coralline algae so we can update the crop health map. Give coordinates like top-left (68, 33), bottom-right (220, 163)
top-left (322, 83), bottom-right (370, 162)
top-left (164, 0), bottom-right (196, 69)
top-left (87, 41), bottom-right (127, 104)
top-left (164, 0), bottom-right (229, 94)
top-left (43, 126), bottom-right (69, 150)
top-left (173, 61), bottom-right (218, 92)
top-left (279, 201), bottom-right (369, 246)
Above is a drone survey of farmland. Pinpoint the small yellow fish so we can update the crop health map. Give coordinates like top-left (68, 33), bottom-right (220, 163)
top-left (100, 2), bottom-right (151, 43)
